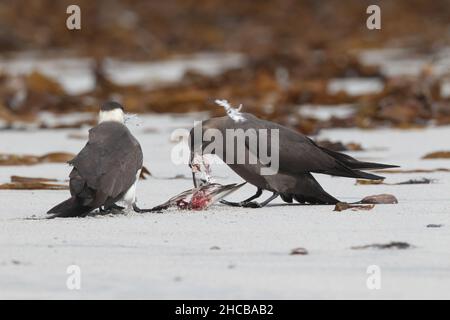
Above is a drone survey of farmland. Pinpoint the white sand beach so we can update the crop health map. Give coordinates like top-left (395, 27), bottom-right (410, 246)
top-left (1, 114), bottom-right (449, 299)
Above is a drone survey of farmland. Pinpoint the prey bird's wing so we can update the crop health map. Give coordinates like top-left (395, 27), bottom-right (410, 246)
top-left (69, 122), bottom-right (143, 207)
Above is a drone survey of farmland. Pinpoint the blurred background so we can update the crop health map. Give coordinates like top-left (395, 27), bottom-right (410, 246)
top-left (2, 1), bottom-right (450, 300)
top-left (0, 0), bottom-right (450, 133)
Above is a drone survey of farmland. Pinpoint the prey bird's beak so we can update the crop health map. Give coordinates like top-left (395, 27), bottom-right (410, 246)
top-left (192, 171), bottom-right (198, 188)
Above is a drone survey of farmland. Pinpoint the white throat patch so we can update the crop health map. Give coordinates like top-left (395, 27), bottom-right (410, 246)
top-left (98, 109), bottom-right (125, 124)
top-left (215, 99), bottom-right (246, 122)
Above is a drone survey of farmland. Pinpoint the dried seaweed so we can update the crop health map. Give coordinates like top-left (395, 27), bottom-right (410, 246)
top-left (316, 140), bottom-right (363, 152)
top-left (10, 176), bottom-right (60, 183)
top-left (395, 178), bottom-right (436, 185)
top-left (334, 202), bottom-right (375, 212)
top-left (355, 179), bottom-right (384, 185)
top-left (0, 175), bottom-right (69, 190)
top-left (351, 242), bottom-right (413, 250)
top-left (374, 168), bottom-right (450, 174)
top-left (0, 182), bottom-right (68, 190)
top-left (67, 133), bottom-right (89, 140)
top-left (40, 119), bottom-right (96, 130)
top-left (356, 178), bottom-right (436, 185)
top-left (422, 151), bottom-right (450, 159)
top-left (0, 152), bottom-right (75, 166)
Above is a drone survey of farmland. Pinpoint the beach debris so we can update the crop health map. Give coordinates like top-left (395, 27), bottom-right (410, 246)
top-left (356, 178), bottom-right (436, 185)
top-left (150, 182), bottom-right (246, 211)
top-left (0, 152), bottom-right (75, 166)
top-left (426, 224), bottom-right (443, 228)
top-left (0, 182), bottom-right (68, 190)
top-left (142, 127), bottom-right (160, 134)
top-left (422, 151), bottom-right (450, 159)
top-left (290, 247), bottom-right (309, 255)
top-left (0, 175), bottom-right (69, 190)
top-left (316, 140), bottom-right (363, 152)
top-left (10, 176), bottom-right (58, 183)
top-left (334, 202), bottom-right (375, 212)
top-left (39, 119), bottom-right (96, 130)
top-left (360, 194), bottom-right (398, 204)
top-left (67, 132), bottom-right (89, 140)
top-left (26, 71), bottom-right (64, 95)
top-left (351, 241), bottom-right (413, 250)
top-left (396, 178), bottom-right (435, 184)
top-left (11, 259), bottom-right (32, 266)
top-left (355, 179), bottom-right (384, 185)
top-left (167, 174), bottom-right (190, 180)
top-left (151, 174), bottom-right (193, 180)
top-left (374, 168), bottom-right (450, 174)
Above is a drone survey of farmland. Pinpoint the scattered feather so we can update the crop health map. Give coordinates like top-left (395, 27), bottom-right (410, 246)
top-left (124, 113), bottom-right (142, 126)
top-left (215, 99), bottom-right (246, 122)
top-left (40, 119), bottom-right (95, 129)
